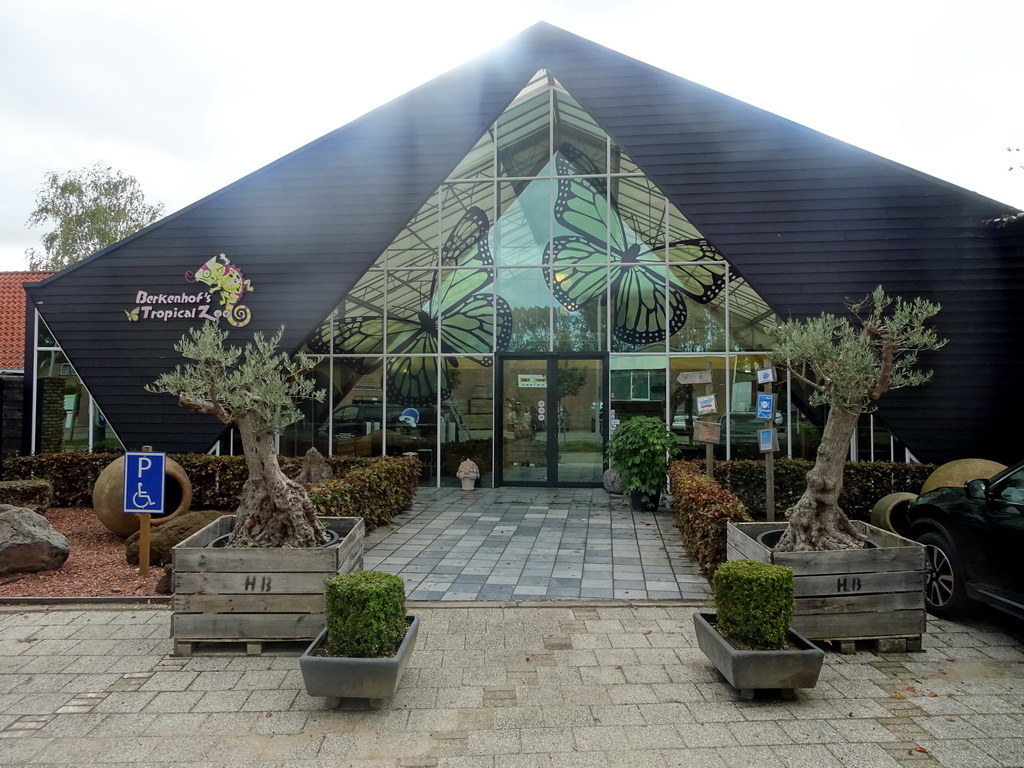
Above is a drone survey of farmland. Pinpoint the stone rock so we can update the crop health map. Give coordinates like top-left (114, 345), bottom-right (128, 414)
top-left (126, 509), bottom-right (222, 567)
top-left (299, 447), bottom-right (334, 485)
top-left (603, 468), bottom-right (624, 495)
top-left (155, 563), bottom-right (174, 595)
top-left (0, 480), bottom-right (54, 515)
top-left (0, 505), bottom-right (70, 576)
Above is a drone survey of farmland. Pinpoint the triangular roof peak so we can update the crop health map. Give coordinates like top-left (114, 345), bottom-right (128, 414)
top-left (25, 23), bottom-right (1019, 461)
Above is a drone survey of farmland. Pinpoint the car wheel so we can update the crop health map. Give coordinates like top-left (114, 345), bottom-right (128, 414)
top-left (917, 531), bottom-right (971, 619)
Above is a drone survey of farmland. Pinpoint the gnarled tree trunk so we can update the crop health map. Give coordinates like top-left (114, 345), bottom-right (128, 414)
top-left (228, 418), bottom-right (328, 548)
top-left (775, 406), bottom-right (867, 552)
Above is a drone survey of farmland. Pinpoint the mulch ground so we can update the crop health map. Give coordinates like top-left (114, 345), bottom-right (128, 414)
top-left (0, 508), bottom-right (163, 600)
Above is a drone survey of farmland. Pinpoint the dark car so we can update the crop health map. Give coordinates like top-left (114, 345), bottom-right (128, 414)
top-left (322, 402), bottom-right (436, 439)
top-left (902, 460), bottom-right (1024, 619)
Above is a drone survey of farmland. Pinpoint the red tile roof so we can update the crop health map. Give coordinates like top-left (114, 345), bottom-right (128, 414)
top-left (0, 272), bottom-right (54, 370)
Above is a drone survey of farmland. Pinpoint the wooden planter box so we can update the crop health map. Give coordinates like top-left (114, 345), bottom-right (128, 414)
top-left (727, 521), bottom-right (925, 651)
top-left (171, 516), bottom-right (364, 655)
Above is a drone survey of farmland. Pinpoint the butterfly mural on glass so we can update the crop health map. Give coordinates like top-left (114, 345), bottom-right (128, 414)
top-left (306, 206), bottom-right (511, 407)
top-left (545, 144), bottom-right (731, 346)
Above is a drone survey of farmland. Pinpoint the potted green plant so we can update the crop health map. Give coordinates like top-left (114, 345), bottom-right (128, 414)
top-left (456, 458), bottom-right (480, 490)
top-left (693, 559), bottom-right (823, 700)
top-left (605, 416), bottom-right (676, 511)
top-left (299, 570), bottom-right (419, 708)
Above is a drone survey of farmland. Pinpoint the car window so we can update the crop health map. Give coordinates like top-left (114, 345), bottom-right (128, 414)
top-left (998, 467), bottom-right (1024, 504)
top-left (335, 406), bottom-right (359, 422)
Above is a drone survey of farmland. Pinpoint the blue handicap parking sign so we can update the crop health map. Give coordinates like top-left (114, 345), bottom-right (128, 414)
top-left (123, 452), bottom-right (166, 514)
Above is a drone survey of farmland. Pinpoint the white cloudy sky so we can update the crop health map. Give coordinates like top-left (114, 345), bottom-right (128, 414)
top-left (2, 0), bottom-right (1022, 271)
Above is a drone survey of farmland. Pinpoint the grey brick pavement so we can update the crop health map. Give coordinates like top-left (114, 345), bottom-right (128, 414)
top-left (1, 602), bottom-right (1022, 767)
top-left (364, 487), bottom-right (711, 602)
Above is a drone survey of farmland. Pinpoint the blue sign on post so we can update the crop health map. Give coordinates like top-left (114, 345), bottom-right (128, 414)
top-left (123, 451), bottom-right (166, 514)
top-left (756, 393), bottom-right (776, 421)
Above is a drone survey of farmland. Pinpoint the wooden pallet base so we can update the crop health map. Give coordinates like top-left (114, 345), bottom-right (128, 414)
top-left (823, 635), bottom-right (923, 655)
top-left (172, 638), bottom-right (310, 657)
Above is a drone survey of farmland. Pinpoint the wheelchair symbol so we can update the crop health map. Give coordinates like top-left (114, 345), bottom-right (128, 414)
top-left (132, 483), bottom-right (155, 509)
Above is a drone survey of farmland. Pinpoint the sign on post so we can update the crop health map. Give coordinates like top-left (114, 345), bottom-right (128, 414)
top-left (123, 451), bottom-right (166, 515)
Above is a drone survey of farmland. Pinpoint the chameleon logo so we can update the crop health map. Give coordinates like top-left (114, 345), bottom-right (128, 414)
top-left (185, 254), bottom-right (254, 327)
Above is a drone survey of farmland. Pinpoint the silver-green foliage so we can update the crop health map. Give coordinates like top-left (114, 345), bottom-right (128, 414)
top-left (145, 323), bottom-right (323, 435)
top-left (771, 286), bottom-right (946, 415)
top-left (25, 162), bottom-right (164, 271)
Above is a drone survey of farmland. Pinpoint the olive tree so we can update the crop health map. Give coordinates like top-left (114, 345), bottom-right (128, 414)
top-left (771, 287), bottom-right (946, 552)
top-left (147, 323), bottom-right (328, 547)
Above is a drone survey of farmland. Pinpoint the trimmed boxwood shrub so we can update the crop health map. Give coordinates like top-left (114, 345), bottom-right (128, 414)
top-left (308, 456), bottom-right (420, 531)
top-left (324, 570), bottom-right (408, 657)
top-left (714, 559), bottom-right (794, 650)
top-left (669, 461), bottom-right (752, 580)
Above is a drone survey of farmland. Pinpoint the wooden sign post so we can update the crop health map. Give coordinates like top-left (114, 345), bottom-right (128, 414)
top-left (124, 445), bottom-right (166, 578)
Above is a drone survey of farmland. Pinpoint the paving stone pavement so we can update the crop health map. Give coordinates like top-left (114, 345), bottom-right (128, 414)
top-left (363, 487), bottom-right (712, 602)
top-left (1, 601), bottom-right (1022, 768)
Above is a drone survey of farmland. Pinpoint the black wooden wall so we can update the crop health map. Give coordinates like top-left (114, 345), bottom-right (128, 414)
top-left (24, 23), bottom-right (1024, 464)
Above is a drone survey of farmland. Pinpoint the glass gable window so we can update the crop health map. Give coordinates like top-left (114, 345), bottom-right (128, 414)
top-left (294, 70), bottom-right (805, 483)
top-left (33, 315), bottom-right (122, 454)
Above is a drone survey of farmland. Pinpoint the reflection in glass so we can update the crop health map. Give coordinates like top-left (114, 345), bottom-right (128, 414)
top-left (553, 89), bottom-right (607, 174)
top-left (500, 268), bottom-right (551, 352)
top-left (325, 360), bottom-right (384, 459)
top-left (501, 358), bottom-right (548, 483)
top-left (282, 359), bottom-right (332, 458)
top-left (610, 355), bottom-right (667, 424)
top-left (554, 299), bottom-right (605, 353)
top-left (497, 71), bottom-right (551, 179)
top-left (494, 179), bottom-right (549, 267)
top-left (440, 358), bottom-right (494, 487)
top-left (555, 359), bottom-right (604, 484)
top-left (384, 188), bottom-right (441, 269)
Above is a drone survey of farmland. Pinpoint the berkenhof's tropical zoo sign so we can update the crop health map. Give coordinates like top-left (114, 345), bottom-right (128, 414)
top-left (124, 254), bottom-right (254, 327)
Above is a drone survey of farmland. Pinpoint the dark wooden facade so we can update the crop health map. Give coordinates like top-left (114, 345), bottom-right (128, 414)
top-left (24, 23), bottom-right (1023, 463)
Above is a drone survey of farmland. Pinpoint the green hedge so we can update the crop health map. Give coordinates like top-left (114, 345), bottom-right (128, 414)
top-left (308, 456), bottom-right (420, 532)
top-left (668, 462), bottom-right (752, 580)
top-left (3, 451), bottom-right (414, 512)
top-left (675, 458), bottom-right (935, 521)
top-left (3, 451), bottom-right (120, 506)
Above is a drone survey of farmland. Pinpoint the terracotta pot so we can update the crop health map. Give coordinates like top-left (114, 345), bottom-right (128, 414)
top-left (92, 455), bottom-right (192, 538)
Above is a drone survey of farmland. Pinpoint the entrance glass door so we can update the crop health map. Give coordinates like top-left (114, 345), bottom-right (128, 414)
top-left (498, 356), bottom-right (606, 486)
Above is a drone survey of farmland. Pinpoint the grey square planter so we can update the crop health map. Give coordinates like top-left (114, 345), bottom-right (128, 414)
top-left (693, 611), bottom-right (824, 700)
top-left (299, 615), bottom-right (419, 708)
